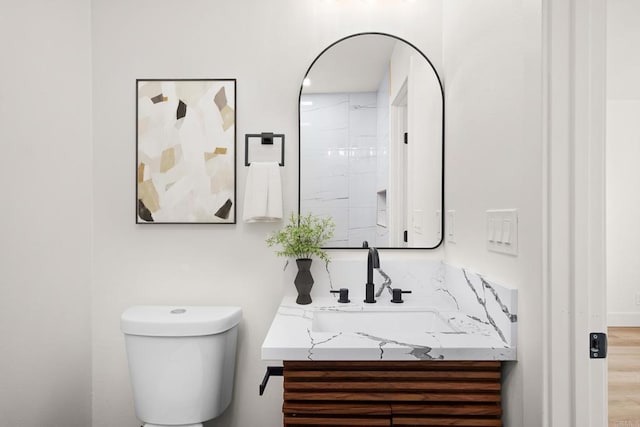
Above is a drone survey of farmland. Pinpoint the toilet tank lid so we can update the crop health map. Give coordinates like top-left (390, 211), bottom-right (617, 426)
top-left (121, 305), bottom-right (242, 337)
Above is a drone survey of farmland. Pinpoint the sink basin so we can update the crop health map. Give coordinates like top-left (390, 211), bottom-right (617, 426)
top-left (311, 310), bottom-right (457, 337)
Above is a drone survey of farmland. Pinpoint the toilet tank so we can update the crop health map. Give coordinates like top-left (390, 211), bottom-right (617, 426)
top-left (121, 306), bottom-right (242, 425)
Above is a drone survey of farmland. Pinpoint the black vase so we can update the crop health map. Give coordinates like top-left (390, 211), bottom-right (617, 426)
top-left (294, 258), bottom-right (314, 305)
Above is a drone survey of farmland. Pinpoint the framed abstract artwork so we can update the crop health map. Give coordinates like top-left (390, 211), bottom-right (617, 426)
top-left (136, 79), bottom-right (236, 223)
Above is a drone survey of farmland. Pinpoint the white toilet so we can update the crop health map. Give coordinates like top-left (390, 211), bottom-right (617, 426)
top-left (121, 305), bottom-right (242, 427)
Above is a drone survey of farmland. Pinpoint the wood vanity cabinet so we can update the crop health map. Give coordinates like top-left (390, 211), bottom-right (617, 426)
top-left (282, 361), bottom-right (502, 427)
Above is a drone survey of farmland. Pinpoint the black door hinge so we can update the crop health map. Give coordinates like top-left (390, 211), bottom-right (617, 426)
top-left (589, 332), bottom-right (607, 359)
top-left (403, 230), bottom-right (408, 242)
top-left (404, 132), bottom-right (408, 145)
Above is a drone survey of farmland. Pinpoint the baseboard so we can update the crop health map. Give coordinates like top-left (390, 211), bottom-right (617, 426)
top-left (608, 312), bottom-right (640, 327)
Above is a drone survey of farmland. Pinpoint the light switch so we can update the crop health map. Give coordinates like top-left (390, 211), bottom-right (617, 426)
top-left (488, 217), bottom-right (497, 242)
top-left (495, 218), bottom-right (504, 244)
top-left (486, 209), bottom-right (518, 255)
top-left (502, 218), bottom-right (512, 245)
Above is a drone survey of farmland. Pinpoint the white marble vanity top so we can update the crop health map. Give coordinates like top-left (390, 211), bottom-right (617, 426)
top-left (261, 260), bottom-right (517, 361)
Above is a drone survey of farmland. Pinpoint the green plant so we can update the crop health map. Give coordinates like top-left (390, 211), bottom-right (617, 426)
top-left (266, 213), bottom-right (335, 263)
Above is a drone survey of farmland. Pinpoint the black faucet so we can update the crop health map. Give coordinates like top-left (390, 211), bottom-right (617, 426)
top-left (362, 241), bottom-right (379, 303)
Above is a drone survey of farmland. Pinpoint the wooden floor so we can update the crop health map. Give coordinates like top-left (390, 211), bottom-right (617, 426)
top-left (609, 327), bottom-right (640, 426)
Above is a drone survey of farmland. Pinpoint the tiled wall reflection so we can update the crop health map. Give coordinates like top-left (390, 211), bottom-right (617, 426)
top-left (301, 81), bottom-right (390, 246)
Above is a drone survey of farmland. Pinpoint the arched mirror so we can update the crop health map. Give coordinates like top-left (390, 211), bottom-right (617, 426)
top-left (298, 33), bottom-right (444, 248)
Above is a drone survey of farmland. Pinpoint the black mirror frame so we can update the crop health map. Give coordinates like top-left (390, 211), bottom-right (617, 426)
top-left (298, 32), bottom-right (445, 250)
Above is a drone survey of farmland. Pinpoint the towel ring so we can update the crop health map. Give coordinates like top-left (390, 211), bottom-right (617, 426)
top-left (245, 133), bottom-right (285, 166)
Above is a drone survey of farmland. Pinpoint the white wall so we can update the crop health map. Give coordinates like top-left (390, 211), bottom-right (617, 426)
top-left (0, 1), bottom-right (545, 425)
top-left (91, 1), bottom-right (443, 426)
top-left (0, 2), bottom-right (92, 426)
top-left (606, 0), bottom-right (640, 326)
top-left (442, 1), bottom-right (542, 426)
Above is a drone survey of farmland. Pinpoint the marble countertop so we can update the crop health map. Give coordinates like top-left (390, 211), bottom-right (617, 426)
top-left (261, 259), bottom-right (517, 361)
top-left (262, 294), bottom-right (516, 361)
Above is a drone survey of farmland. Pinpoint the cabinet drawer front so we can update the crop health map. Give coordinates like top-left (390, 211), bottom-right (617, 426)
top-left (282, 361), bottom-right (503, 427)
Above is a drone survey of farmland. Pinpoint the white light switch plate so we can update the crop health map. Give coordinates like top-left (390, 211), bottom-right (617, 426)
top-left (486, 209), bottom-right (518, 256)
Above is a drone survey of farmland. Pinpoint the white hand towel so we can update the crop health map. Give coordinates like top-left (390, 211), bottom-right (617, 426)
top-left (243, 162), bottom-right (283, 222)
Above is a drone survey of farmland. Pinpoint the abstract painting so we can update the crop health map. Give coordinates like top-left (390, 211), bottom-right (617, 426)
top-left (136, 79), bottom-right (236, 223)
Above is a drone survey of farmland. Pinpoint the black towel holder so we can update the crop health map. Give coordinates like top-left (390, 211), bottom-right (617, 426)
top-left (259, 365), bottom-right (284, 395)
top-left (245, 132), bottom-right (285, 166)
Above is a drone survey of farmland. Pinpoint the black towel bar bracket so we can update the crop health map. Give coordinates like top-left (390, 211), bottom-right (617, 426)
top-left (259, 365), bottom-right (284, 396)
top-left (245, 132), bottom-right (285, 166)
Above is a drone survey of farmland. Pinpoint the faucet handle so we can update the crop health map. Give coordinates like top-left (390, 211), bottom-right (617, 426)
top-left (391, 288), bottom-right (412, 304)
top-left (330, 288), bottom-right (351, 303)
